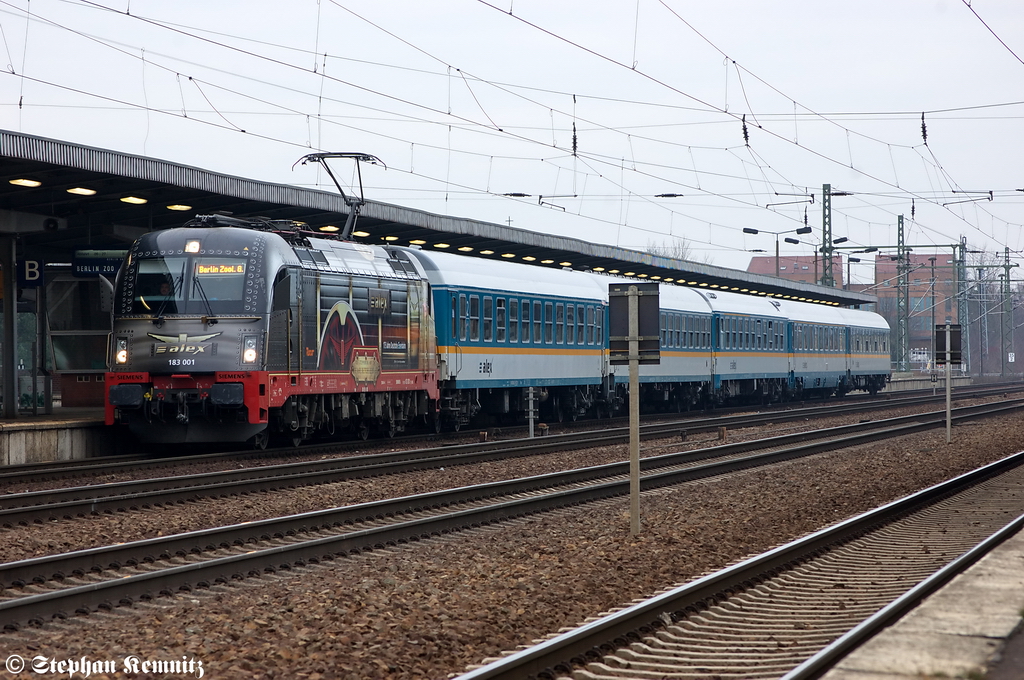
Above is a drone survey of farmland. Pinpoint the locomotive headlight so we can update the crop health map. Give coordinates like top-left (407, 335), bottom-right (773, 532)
top-left (242, 336), bottom-right (258, 364)
top-left (114, 337), bottom-right (129, 364)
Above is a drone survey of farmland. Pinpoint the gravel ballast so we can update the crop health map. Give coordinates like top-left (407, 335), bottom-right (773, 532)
top-left (2, 413), bottom-right (1023, 679)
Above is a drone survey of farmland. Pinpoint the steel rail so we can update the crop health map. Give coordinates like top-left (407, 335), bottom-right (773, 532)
top-left (2, 401), bottom-right (1022, 629)
top-left (453, 451), bottom-right (1024, 680)
top-left (2, 399), bottom-right (1022, 528)
top-left (0, 406), bottom-right (948, 588)
top-left (4, 391), bottom-right (1011, 499)
top-left (781, 509), bottom-right (1024, 680)
top-left (3, 383), bottom-right (1018, 487)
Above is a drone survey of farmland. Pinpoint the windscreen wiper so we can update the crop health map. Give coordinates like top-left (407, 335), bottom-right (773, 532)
top-left (192, 275), bottom-right (217, 325)
top-left (153, 265), bottom-right (185, 326)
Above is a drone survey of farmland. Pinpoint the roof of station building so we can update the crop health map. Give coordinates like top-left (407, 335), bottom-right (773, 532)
top-left (0, 129), bottom-right (875, 307)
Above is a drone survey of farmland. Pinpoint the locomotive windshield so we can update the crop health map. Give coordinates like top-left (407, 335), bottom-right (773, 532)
top-left (129, 255), bottom-right (249, 316)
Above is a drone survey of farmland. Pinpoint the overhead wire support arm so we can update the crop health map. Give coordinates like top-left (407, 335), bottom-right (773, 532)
top-left (538, 194), bottom-right (576, 211)
top-left (765, 192), bottom-right (814, 210)
top-left (294, 152), bottom-right (386, 240)
top-left (942, 190), bottom-right (993, 207)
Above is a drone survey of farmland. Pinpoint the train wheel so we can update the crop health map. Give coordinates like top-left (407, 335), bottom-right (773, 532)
top-left (385, 420), bottom-right (398, 438)
top-left (432, 416), bottom-right (442, 434)
top-left (251, 429), bottom-right (269, 451)
top-left (357, 420), bottom-right (370, 441)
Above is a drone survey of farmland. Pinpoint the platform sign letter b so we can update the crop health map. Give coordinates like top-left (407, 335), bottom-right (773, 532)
top-left (18, 259), bottom-right (43, 287)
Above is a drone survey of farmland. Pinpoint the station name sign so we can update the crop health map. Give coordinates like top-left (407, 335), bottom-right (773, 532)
top-left (73, 250), bottom-right (127, 278)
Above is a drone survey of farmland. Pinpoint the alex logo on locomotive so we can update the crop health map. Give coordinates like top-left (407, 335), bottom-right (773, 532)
top-left (149, 332), bottom-right (221, 356)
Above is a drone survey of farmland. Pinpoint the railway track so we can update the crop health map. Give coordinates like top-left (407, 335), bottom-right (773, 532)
top-left (2, 397), bottom-right (1023, 527)
top-left (3, 382), bottom-right (1020, 488)
top-left (456, 453), bottom-right (1024, 680)
top-left (2, 398), bottom-right (1022, 631)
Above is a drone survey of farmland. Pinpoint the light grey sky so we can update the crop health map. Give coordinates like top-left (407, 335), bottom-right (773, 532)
top-left (2, 0), bottom-right (1022, 282)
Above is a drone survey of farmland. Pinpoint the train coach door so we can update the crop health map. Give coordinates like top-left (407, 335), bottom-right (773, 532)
top-left (299, 271), bottom-right (319, 372)
top-left (786, 321), bottom-right (796, 389)
top-left (268, 268), bottom-right (299, 371)
top-left (710, 315), bottom-right (720, 390)
top-left (448, 293), bottom-right (465, 379)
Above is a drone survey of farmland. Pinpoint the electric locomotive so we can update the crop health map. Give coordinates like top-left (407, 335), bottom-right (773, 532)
top-left (105, 215), bottom-right (438, 446)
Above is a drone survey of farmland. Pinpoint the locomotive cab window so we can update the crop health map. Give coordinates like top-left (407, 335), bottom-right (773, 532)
top-left (129, 255), bottom-right (248, 316)
top-left (272, 270), bottom-right (291, 311)
top-left (131, 258), bottom-right (180, 314)
top-left (190, 258), bottom-right (246, 312)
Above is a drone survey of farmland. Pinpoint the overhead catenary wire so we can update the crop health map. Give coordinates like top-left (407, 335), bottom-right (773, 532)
top-left (1, 0), bottom-right (1020, 269)
top-left (474, 0), bottom-right (1023, 261)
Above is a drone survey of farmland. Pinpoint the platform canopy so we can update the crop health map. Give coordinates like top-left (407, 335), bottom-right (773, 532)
top-left (0, 129), bottom-right (875, 307)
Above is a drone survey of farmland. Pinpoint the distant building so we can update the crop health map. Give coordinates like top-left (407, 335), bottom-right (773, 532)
top-left (746, 255), bottom-right (842, 286)
top-left (873, 253), bottom-right (958, 370)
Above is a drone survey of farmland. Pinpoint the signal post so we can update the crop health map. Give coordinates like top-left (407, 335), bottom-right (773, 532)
top-left (609, 283), bottom-right (660, 536)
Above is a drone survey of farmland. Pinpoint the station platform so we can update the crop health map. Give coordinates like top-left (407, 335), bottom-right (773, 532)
top-left (822, 526), bottom-right (1024, 679)
top-left (0, 406), bottom-right (115, 465)
top-left (884, 374), bottom-right (972, 393)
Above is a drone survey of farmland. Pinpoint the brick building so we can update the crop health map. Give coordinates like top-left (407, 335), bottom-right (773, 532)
top-left (746, 255), bottom-right (843, 286)
top-left (873, 253), bottom-right (958, 367)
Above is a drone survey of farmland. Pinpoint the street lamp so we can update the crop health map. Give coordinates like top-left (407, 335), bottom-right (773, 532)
top-left (743, 226), bottom-right (813, 276)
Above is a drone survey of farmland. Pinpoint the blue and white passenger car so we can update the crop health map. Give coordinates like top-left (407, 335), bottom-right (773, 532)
top-left (404, 249), bottom-right (610, 425)
top-left (633, 284), bottom-right (715, 410)
top-left (783, 301), bottom-right (889, 397)
top-left (836, 306), bottom-right (890, 394)
top-left (701, 289), bottom-right (792, 402)
top-left (634, 285), bottom-right (889, 407)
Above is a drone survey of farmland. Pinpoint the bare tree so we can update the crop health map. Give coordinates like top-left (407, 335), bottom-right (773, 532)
top-left (644, 238), bottom-right (710, 264)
